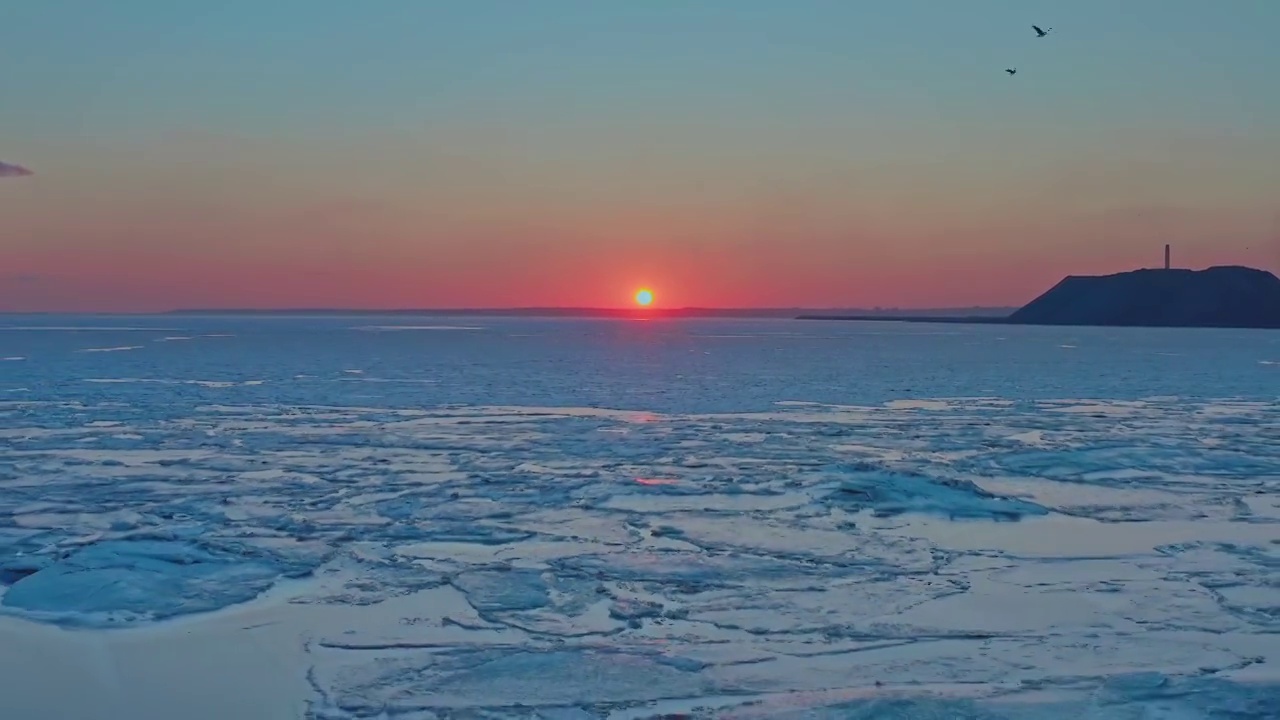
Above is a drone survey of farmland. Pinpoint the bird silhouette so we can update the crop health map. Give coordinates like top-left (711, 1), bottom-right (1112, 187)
top-left (1033, 25), bottom-right (1051, 37)
top-left (1005, 68), bottom-right (1017, 75)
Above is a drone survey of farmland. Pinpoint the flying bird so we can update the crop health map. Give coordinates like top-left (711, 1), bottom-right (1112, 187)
top-left (0, 161), bottom-right (33, 178)
top-left (1005, 68), bottom-right (1017, 75)
top-left (1033, 25), bottom-right (1051, 37)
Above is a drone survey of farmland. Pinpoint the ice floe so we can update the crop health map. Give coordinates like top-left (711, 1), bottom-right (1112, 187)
top-left (0, 319), bottom-right (1276, 717)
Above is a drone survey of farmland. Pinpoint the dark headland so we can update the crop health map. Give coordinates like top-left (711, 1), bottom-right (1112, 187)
top-left (799, 265), bottom-right (1280, 330)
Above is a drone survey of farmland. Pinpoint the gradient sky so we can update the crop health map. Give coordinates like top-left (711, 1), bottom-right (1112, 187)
top-left (2, 0), bottom-right (1278, 311)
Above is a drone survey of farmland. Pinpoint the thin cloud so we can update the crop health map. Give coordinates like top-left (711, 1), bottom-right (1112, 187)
top-left (1, 273), bottom-right (46, 286)
top-left (0, 161), bottom-right (33, 178)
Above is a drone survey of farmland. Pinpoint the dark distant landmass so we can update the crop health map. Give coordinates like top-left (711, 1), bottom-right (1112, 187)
top-left (798, 313), bottom-right (1010, 325)
top-left (166, 306), bottom-right (1017, 319)
top-left (1009, 265), bottom-right (1280, 328)
top-left (800, 266), bottom-right (1280, 330)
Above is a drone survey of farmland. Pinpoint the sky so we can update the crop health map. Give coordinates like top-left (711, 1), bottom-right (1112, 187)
top-left (2, 0), bottom-right (1278, 312)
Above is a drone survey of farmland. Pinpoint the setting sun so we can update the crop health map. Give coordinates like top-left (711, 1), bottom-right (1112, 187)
top-left (634, 289), bottom-right (654, 306)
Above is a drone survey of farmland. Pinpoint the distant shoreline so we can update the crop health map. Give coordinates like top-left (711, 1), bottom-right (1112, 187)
top-left (796, 315), bottom-right (1011, 325)
top-left (796, 315), bottom-right (1280, 330)
top-left (156, 307), bottom-right (1017, 319)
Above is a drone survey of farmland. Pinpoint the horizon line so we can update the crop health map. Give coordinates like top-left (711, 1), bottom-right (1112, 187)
top-left (0, 305), bottom-right (1021, 317)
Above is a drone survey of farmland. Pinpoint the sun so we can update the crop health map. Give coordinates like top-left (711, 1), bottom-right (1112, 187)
top-left (634, 288), bottom-right (654, 307)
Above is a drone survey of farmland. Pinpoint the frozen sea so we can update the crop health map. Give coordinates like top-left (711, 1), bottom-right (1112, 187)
top-left (0, 315), bottom-right (1278, 720)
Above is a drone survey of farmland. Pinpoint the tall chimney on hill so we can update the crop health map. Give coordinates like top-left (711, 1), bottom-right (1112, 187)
top-left (1164, 244), bottom-right (1171, 270)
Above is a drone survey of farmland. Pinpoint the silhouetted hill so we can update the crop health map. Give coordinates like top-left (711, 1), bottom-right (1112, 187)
top-left (799, 266), bottom-right (1280, 329)
top-left (1009, 265), bottom-right (1280, 329)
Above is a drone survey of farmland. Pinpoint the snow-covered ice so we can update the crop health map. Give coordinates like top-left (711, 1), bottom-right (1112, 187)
top-left (0, 316), bottom-right (1277, 719)
top-left (76, 345), bottom-right (145, 353)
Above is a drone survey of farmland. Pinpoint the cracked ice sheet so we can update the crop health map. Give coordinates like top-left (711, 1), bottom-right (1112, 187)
top-left (0, 397), bottom-right (1278, 717)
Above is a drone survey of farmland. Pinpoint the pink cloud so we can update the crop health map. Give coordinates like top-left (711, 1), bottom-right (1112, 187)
top-left (0, 161), bottom-right (33, 178)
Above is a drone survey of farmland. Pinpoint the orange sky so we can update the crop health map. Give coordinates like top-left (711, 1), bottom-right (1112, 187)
top-left (3, 131), bottom-right (1276, 311)
top-left (2, 3), bottom-right (1278, 311)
